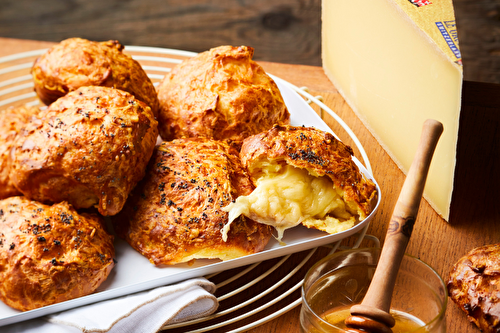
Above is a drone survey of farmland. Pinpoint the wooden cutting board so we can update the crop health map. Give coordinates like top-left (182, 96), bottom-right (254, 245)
top-left (1, 38), bottom-right (499, 333)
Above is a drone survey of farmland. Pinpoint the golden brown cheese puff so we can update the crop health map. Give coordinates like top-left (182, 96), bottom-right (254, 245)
top-left (31, 37), bottom-right (159, 117)
top-left (0, 105), bottom-right (41, 199)
top-left (223, 125), bottom-right (378, 242)
top-left (113, 138), bottom-right (272, 266)
top-left (0, 196), bottom-right (115, 311)
top-left (241, 125), bottom-right (378, 219)
top-left (156, 45), bottom-right (290, 146)
top-left (10, 86), bottom-right (158, 216)
top-left (447, 244), bottom-right (500, 333)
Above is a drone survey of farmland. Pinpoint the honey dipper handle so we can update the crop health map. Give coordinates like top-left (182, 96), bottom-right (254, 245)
top-left (350, 119), bottom-right (444, 328)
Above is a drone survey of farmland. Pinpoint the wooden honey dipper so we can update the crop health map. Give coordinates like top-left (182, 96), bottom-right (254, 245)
top-left (344, 119), bottom-right (444, 333)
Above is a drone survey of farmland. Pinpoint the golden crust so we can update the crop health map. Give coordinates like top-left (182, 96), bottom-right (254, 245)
top-left (0, 196), bottom-right (115, 311)
top-left (113, 138), bottom-right (272, 265)
top-left (0, 105), bottom-right (41, 199)
top-left (240, 125), bottom-right (378, 222)
top-left (31, 37), bottom-right (159, 117)
top-left (447, 243), bottom-right (500, 333)
top-left (10, 86), bottom-right (158, 216)
top-left (157, 45), bottom-right (290, 145)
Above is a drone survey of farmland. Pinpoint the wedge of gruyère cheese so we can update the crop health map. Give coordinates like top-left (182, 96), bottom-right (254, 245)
top-left (322, 0), bottom-right (462, 221)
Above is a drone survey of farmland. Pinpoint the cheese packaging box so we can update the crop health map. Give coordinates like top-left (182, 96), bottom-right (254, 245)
top-left (322, 0), bottom-right (462, 221)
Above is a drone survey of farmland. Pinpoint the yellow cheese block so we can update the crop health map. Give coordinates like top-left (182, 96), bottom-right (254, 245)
top-left (322, 0), bottom-right (463, 221)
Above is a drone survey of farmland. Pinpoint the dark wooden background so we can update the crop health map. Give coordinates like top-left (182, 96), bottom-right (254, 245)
top-left (0, 0), bottom-right (499, 84)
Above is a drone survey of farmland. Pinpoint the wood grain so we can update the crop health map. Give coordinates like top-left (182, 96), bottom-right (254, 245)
top-left (0, 38), bottom-right (499, 333)
top-left (348, 119), bottom-right (443, 330)
top-left (248, 72), bottom-right (500, 333)
top-left (0, 0), bottom-right (320, 66)
top-left (1, 0), bottom-right (499, 83)
top-left (454, 0), bottom-right (500, 83)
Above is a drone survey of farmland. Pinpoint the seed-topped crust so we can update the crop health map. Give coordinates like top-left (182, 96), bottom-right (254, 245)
top-left (114, 138), bottom-right (272, 265)
top-left (240, 125), bottom-right (378, 220)
top-left (114, 138), bottom-right (272, 266)
top-left (0, 196), bottom-right (115, 311)
top-left (31, 37), bottom-right (159, 117)
top-left (0, 105), bottom-right (41, 199)
top-left (10, 86), bottom-right (158, 216)
top-left (447, 243), bottom-right (500, 333)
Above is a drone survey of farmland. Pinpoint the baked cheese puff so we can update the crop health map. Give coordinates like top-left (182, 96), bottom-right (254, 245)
top-left (448, 243), bottom-right (500, 333)
top-left (156, 45), bottom-right (289, 146)
top-left (31, 37), bottom-right (159, 117)
top-left (0, 196), bottom-right (114, 311)
top-left (113, 138), bottom-right (272, 265)
top-left (0, 105), bottom-right (41, 199)
top-left (10, 86), bottom-right (158, 216)
top-left (223, 125), bottom-right (378, 242)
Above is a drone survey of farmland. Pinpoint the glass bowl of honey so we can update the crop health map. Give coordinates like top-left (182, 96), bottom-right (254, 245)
top-left (300, 247), bottom-right (447, 333)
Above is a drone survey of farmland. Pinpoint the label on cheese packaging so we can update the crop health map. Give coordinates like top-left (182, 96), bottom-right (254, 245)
top-left (397, 0), bottom-right (462, 66)
top-left (322, 0), bottom-right (463, 221)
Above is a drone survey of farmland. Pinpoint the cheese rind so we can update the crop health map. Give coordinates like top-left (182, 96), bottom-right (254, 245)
top-left (322, 0), bottom-right (463, 220)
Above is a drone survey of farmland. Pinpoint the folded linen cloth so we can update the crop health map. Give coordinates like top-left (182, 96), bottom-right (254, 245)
top-left (3, 277), bottom-right (218, 333)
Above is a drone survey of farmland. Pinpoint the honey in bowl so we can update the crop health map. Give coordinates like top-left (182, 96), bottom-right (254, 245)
top-left (300, 248), bottom-right (447, 333)
top-left (316, 306), bottom-right (425, 332)
top-left (304, 267), bottom-right (426, 332)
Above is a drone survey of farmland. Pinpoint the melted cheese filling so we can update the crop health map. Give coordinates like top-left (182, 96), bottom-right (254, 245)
top-left (222, 162), bottom-right (356, 243)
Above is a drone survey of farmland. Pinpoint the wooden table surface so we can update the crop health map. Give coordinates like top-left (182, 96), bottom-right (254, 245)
top-left (1, 37), bottom-right (499, 333)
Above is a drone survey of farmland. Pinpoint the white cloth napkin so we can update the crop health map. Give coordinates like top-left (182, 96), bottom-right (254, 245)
top-left (2, 277), bottom-right (218, 333)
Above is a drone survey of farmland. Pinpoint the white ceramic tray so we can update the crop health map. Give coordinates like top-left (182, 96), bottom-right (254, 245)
top-left (0, 47), bottom-right (380, 327)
